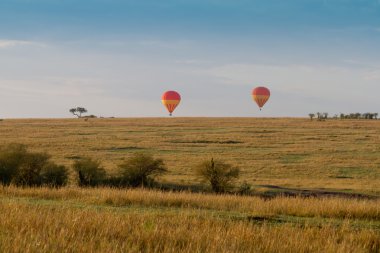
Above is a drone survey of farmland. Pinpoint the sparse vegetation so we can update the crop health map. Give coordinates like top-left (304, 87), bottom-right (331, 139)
top-left (0, 118), bottom-right (379, 195)
top-left (0, 118), bottom-right (379, 252)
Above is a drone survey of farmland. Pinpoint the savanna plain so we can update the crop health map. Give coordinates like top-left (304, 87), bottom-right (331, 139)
top-left (0, 118), bottom-right (379, 252)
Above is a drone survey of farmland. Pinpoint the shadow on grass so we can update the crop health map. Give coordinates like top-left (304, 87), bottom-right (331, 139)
top-left (155, 183), bottom-right (379, 200)
top-left (255, 185), bottom-right (379, 200)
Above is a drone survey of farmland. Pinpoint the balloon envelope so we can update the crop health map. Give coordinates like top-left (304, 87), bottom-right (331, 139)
top-left (162, 91), bottom-right (181, 116)
top-left (252, 87), bottom-right (270, 110)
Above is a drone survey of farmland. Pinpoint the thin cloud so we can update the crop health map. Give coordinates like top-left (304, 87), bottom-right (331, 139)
top-left (0, 77), bottom-right (105, 97)
top-left (0, 40), bottom-right (45, 49)
top-left (139, 39), bottom-right (195, 49)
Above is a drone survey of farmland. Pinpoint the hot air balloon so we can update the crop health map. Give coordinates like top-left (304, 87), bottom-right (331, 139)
top-left (162, 91), bottom-right (181, 116)
top-left (252, 87), bottom-right (270, 110)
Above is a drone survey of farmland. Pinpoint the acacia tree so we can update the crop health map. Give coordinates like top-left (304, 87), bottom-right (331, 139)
top-left (69, 107), bottom-right (88, 118)
top-left (308, 113), bottom-right (315, 121)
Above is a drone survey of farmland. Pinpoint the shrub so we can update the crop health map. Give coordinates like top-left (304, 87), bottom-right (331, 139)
top-left (40, 163), bottom-right (69, 188)
top-left (102, 176), bottom-right (124, 188)
top-left (118, 153), bottom-right (167, 187)
top-left (0, 143), bottom-right (68, 187)
top-left (73, 158), bottom-right (106, 187)
top-left (11, 152), bottom-right (50, 186)
top-left (196, 158), bottom-right (240, 193)
top-left (0, 144), bottom-right (28, 185)
top-left (238, 181), bottom-right (252, 195)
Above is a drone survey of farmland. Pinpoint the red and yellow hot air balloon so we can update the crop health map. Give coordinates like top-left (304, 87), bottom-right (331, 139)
top-left (252, 87), bottom-right (270, 110)
top-left (162, 91), bottom-right (181, 116)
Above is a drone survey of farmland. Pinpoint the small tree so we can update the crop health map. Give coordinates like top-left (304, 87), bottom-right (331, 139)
top-left (70, 107), bottom-right (88, 118)
top-left (308, 113), bottom-right (315, 121)
top-left (196, 158), bottom-right (239, 193)
top-left (118, 153), bottom-right (167, 187)
top-left (73, 158), bottom-right (106, 187)
top-left (40, 163), bottom-right (69, 188)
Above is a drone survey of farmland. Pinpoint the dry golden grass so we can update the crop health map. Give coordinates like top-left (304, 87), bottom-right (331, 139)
top-left (1, 186), bottom-right (379, 220)
top-left (0, 187), bottom-right (379, 253)
top-left (1, 118), bottom-right (379, 252)
top-left (0, 118), bottom-right (379, 195)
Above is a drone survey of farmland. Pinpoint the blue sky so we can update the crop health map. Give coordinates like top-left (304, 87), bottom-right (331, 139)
top-left (0, 0), bottom-right (380, 117)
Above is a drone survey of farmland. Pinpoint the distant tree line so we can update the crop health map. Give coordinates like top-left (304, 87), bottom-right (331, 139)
top-left (309, 112), bottom-right (378, 121)
top-left (338, 113), bottom-right (378, 120)
top-left (0, 144), bottom-right (243, 194)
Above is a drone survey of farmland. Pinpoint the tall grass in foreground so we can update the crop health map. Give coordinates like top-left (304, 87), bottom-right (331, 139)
top-left (1, 186), bottom-right (379, 219)
top-left (0, 201), bottom-right (378, 253)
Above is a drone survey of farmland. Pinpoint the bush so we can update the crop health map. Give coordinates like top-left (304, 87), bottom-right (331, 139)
top-left (238, 181), bottom-right (252, 195)
top-left (0, 144), bottom-right (28, 185)
top-left (73, 158), bottom-right (106, 187)
top-left (102, 176), bottom-right (124, 188)
top-left (196, 158), bottom-right (240, 193)
top-left (0, 143), bottom-right (68, 187)
top-left (40, 163), bottom-right (69, 188)
top-left (11, 152), bottom-right (50, 186)
top-left (118, 153), bottom-right (167, 187)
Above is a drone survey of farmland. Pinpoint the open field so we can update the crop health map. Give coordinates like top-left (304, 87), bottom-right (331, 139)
top-left (1, 118), bottom-right (380, 252)
top-left (0, 118), bottom-right (379, 196)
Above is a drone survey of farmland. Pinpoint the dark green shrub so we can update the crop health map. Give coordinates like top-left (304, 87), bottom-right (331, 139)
top-left (12, 152), bottom-right (50, 186)
top-left (118, 153), bottom-right (167, 187)
top-left (0, 144), bottom-right (27, 185)
top-left (40, 163), bottom-right (69, 188)
top-left (196, 158), bottom-right (240, 193)
top-left (73, 158), bottom-right (106, 187)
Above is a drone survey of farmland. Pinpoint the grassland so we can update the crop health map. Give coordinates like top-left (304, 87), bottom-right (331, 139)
top-left (0, 187), bottom-right (379, 253)
top-left (0, 118), bottom-right (379, 195)
top-left (0, 118), bottom-right (379, 252)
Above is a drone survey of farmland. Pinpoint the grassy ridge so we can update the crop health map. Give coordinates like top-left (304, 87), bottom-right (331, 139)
top-left (0, 187), bottom-right (379, 253)
top-left (0, 118), bottom-right (379, 195)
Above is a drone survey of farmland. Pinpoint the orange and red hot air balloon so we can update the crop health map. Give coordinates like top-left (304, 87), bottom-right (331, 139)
top-left (162, 91), bottom-right (181, 116)
top-left (252, 87), bottom-right (270, 110)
